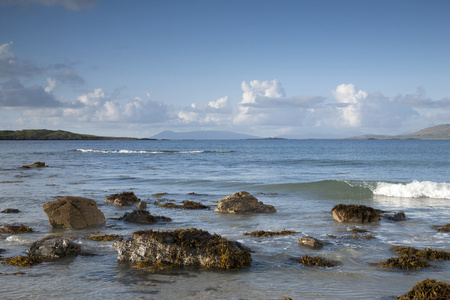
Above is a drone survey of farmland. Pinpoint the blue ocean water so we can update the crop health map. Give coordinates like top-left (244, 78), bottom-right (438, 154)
top-left (0, 139), bottom-right (449, 299)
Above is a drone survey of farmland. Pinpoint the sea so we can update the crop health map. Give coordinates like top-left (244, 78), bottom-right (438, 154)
top-left (0, 139), bottom-right (449, 299)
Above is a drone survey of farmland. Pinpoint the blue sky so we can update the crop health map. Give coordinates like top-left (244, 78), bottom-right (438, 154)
top-left (1, 0), bottom-right (449, 138)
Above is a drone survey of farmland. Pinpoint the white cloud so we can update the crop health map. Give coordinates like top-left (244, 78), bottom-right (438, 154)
top-left (1, 0), bottom-right (97, 11)
top-left (177, 96), bottom-right (232, 124)
top-left (331, 83), bottom-right (367, 127)
top-left (44, 77), bottom-right (57, 93)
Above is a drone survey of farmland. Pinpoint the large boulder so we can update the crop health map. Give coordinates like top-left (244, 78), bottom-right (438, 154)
top-left (26, 236), bottom-right (81, 260)
top-left (113, 228), bottom-right (252, 270)
top-left (43, 196), bottom-right (105, 228)
top-left (104, 191), bottom-right (140, 206)
top-left (214, 191), bottom-right (276, 214)
top-left (331, 204), bottom-right (381, 223)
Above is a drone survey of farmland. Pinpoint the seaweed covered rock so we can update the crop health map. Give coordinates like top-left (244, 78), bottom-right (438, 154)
top-left (119, 209), bottom-right (172, 224)
top-left (1, 208), bottom-right (20, 213)
top-left (214, 191), bottom-right (276, 214)
top-left (298, 236), bottom-right (324, 249)
top-left (331, 204), bottom-right (382, 223)
top-left (377, 255), bottom-right (431, 270)
top-left (104, 191), bottom-right (140, 206)
top-left (383, 211), bottom-right (407, 221)
top-left (113, 228), bottom-right (252, 270)
top-left (433, 223), bottom-right (450, 232)
top-left (135, 201), bottom-right (147, 210)
top-left (294, 255), bottom-right (337, 267)
top-left (390, 245), bottom-right (450, 261)
top-left (0, 224), bottom-right (33, 234)
top-left (26, 236), bottom-right (81, 260)
top-left (156, 200), bottom-right (210, 210)
top-left (43, 196), bottom-right (105, 229)
top-left (22, 162), bottom-right (47, 168)
top-left (244, 230), bottom-right (296, 238)
top-left (397, 278), bottom-right (450, 300)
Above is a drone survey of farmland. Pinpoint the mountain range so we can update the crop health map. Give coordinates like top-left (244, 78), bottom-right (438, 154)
top-left (348, 124), bottom-right (450, 140)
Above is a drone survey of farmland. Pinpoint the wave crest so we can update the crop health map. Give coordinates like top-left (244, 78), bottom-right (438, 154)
top-left (373, 180), bottom-right (450, 199)
top-left (76, 149), bottom-right (233, 154)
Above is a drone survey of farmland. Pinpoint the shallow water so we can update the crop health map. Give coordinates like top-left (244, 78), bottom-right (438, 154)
top-left (0, 139), bottom-right (449, 299)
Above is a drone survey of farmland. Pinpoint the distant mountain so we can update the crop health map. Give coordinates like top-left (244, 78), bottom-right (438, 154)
top-left (151, 130), bottom-right (260, 140)
top-left (348, 124), bottom-right (450, 140)
top-left (0, 129), bottom-right (138, 140)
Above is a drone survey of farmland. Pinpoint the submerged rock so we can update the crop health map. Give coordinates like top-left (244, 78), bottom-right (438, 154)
top-left (26, 236), bottom-right (81, 260)
top-left (22, 162), bottom-right (47, 168)
top-left (104, 191), bottom-right (140, 206)
top-left (0, 224), bottom-right (33, 234)
top-left (214, 191), bottom-right (276, 214)
top-left (119, 209), bottom-right (172, 224)
top-left (1, 208), bottom-right (20, 213)
top-left (113, 228), bottom-right (252, 270)
top-left (397, 278), bottom-right (450, 300)
top-left (43, 196), bottom-right (105, 229)
top-left (383, 211), bottom-right (406, 221)
top-left (331, 204), bottom-right (381, 223)
top-left (135, 201), bottom-right (147, 210)
top-left (244, 230), bottom-right (296, 238)
top-left (298, 237), bottom-right (324, 249)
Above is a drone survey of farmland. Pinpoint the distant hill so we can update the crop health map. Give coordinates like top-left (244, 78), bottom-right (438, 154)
top-left (151, 130), bottom-right (260, 140)
top-left (348, 124), bottom-right (450, 140)
top-left (0, 129), bottom-right (138, 140)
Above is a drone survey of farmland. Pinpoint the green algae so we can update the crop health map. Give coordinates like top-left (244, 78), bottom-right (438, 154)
top-left (243, 230), bottom-right (297, 238)
top-left (397, 278), bottom-right (450, 300)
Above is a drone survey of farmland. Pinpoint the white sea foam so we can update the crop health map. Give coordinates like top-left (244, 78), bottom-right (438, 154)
top-left (372, 180), bottom-right (450, 199)
top-left (76, 149), bottom-right (206, 154)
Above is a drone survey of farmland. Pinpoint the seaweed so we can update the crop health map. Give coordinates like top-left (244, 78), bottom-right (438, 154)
top-left (133, 228), bottom-right (252, 269)
top-left (397, 278), bottom-right (450, 300)
top-left (294, 255), bottom-right (337, 267)
top-left (0, 224), bottom-right (33, 234)
top-left (1, 255), bottom-right (45, 267)
top-left (349, 228), bottom-right (369, 233)
top-left (87, 234), bottom-right (123, 241)
top-left (432, 223), bottom-right (450, 232)
top-left (390, 246), bottom-right (450, 261)
top-left (154, 200), bottom-right (210, 210)
top-left (377, 255), bottom-right (431, 270)
top-left (243, 230), bottom-right (297, 238)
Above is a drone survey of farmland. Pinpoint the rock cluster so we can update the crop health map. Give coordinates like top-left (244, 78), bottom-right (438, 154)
top-left (113, 228), bottom-right (252, 270)
top-left (43, 196), bottom-right (105, 228)
top-left (214, 191), bottom-right (276, 214)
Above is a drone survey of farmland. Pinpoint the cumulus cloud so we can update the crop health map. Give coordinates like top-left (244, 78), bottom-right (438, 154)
top-left (178, 96), bottom-right (232, 124)
top-left (1, 0), bottom-right (97, 11)
top-left (331, 83), bottom-right (368, 127)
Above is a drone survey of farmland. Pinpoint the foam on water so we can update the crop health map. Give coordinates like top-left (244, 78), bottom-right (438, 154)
top-left (372, 180), bottom-right (450, 199)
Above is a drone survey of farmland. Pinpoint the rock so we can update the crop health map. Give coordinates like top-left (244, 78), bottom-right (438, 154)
top-left (135, 201), bottom-right (147, 210)
top-left (26, 236), bottom-right (81, 260)
top-left (214, 191), bottom-right (276, 214)
top-left (1, 208), bottom-right (20, 213)
top-left (383, 211), bottom-right (406, 221)
top-left (113, 228), bottom-right (252, 269)
top-left (298, 237), bottom-right (324, 249)
top-left (119, 209), bottom-right (172, 224)
top-left (0, 224), bottom-right (33, 234)
top-left (331, 204), bottom-right (381, 223)
top-left (104, 191), bottom-right (140, 206)
top-left (22, 162), bottom-right (47, 168)
top-left (43, 196), bottom-right (105, 229)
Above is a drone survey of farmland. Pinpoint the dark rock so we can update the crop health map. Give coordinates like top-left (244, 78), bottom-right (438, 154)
top-left (43, 196), bottom-right (105, 229)
top-left (104, 191), bottom-right (140, 206)
top-left (383, 211), bottom-right (406, 221)
top-left (113, 228), bottom-right (252, 269)
top-left (1, 208), bottom-right (20, 213)
top-left (298, 237), bottom-right (324, 249)
top-left (294, 255), bottom-right (337, 267)
top-left (0, 224), bottom-right (33, 234)
top-left (22, 162), bottom-right (47, 168)
top-left (135, 201), bottom-right (147, 210)
top-left (119, 209), bottom-right (172, 224)
top-left (214, 191), bottom-right (276, 214)
top-left (331, 204), bottom-right (381, 223)
top-left (26, 236), bottom-right (81, 260)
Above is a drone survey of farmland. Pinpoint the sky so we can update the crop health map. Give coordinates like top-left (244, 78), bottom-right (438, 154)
top-left (1, 0), bottom-right (450, 138)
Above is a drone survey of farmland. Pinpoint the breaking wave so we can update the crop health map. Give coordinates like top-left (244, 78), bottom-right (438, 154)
top-left (372, 180), bottom-right (450, 199)
top-left (76, 149), bottom-right (233, 154)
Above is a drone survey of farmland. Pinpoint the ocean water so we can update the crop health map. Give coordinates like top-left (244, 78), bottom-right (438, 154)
top-left (0, 139), bottom-right (449, 299)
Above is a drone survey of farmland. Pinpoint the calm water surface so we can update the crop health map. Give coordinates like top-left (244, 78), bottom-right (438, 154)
top-left (0, 139), bottom-right (449, 299)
